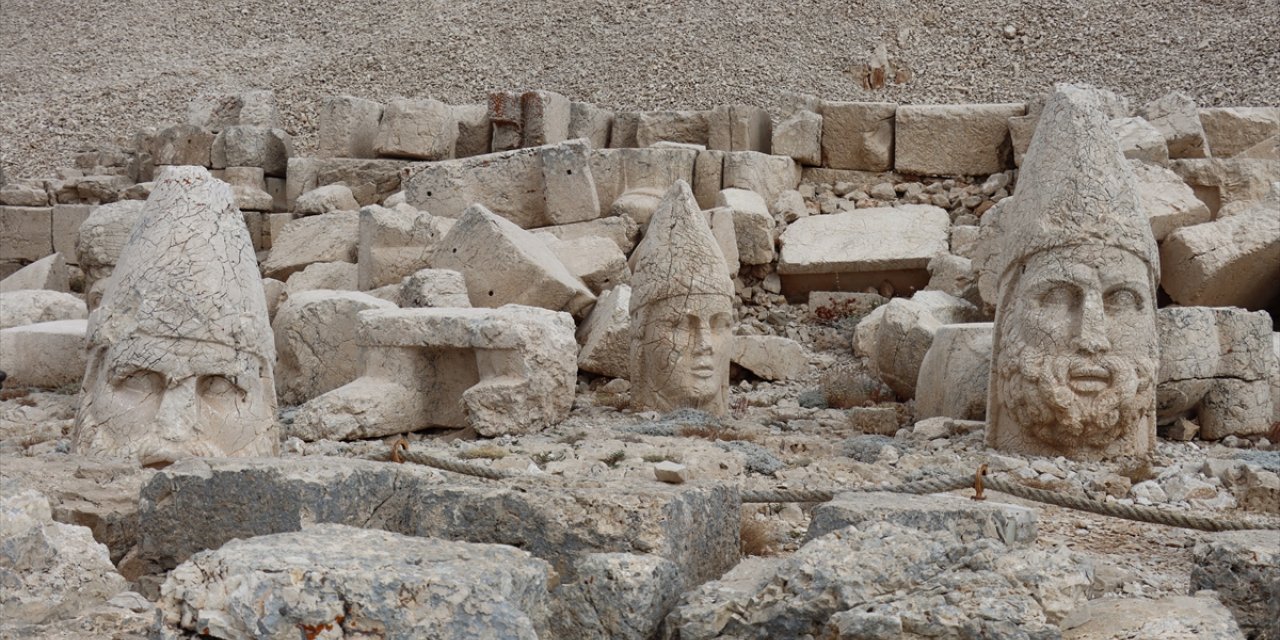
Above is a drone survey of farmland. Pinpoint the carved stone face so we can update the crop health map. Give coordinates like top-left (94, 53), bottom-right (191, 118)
top-left (993, 245), bottom-right (1157, 456)
top-left (75, 337), bottom-right (277, 467)
top-left (632, 294), bottom-right (733, 414)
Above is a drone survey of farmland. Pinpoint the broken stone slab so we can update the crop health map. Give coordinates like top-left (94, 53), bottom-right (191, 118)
top-left (703, 206), bottom-right (740, 274)
top-left (0, 488), bottom-right (127, 626)
top-left (541, 138), bottom-right (602, 224)
top-left (553, 552), bottom-right (683, 640)
top-left (0, 179), bottom-right (51, 207)
top-left (541, 235), bottom-right (628, 295)
top-left (157, 524), bottom-right (552, 640)
top-left (1064, 595), bottom-right (1245, 640)
top-left (285, 157), bottom-right (412, 209)
top-left (1170, 157), bottom-right (1280, 214)
top-left (317, 95), bottom-right (384, 159)
top-left (576, 284), bottom-right (631, 379)
top-left (1159, 191), bottom-right (1280, 310)
top-left (895, 103), bottom-right (1025, 176)
top-left (0, 206), bottom-right (53, 263)
top-left (373, 97), bottom-right (458, 160)
top-left (715, 187), bottom-right (775, 265)
top-left (569, 101), bottom-right (614, 149)
top-left (589, 148), bottom-right (698, 219)
top-left (1238, 134), bottom-right (1280, 160)
top-left (820, 101), bottom-right (896, 171)
top-left (692, 149), bottom-right (724, 210)
top-left (771, 110), bottom-right (822, 166)
top-left (708, 105), bottom-right (771, 153)
top-left (1132, 160), bottom-right (1211, 241)
top-left (531, 216), bottom-right (640, 255)
top-left (721, 151), bottom-right (800, 207)
top-left (1112, 116), bottom-right (1170, 165)
top-left (149, 124), bottom-right (214, 167)
top-left (0, 290), bottom-right (86, 330)
top-left (0, 319), bottom-right (87, 389)
top-left (805, 491), bottom-right (1038, 546)
top-left (1138, 91), bottom-right (1209, 159)
top-left (777, 205), bottom-right (950, 301)
top-left (74, 174), bottom-right (132, 205)
top-left (272, 290), bottom-right (396, 406)
top-left (293, 183), bottom-right (359, 214)
top-left (210, 125), bottom-right (292, 176)
top-left (666, 520), bottom-right (1090, 640)
top-left (450, 103), bottom-right (492, 158)
top-left (915, 322), bottom-right (994, 422)
top-left (731, 335), bottom-right (806, 381)
top-left (0, 252), bottom-right (69, 293)
top-left (924, 253), bottom-right (980, 306)
top-left (1199, 107), bottom-right (1280, 158)
top-left (290, 305), bottom-right (577, 438)
top-left (187, 89), bottom-right (280, 131)
top-left (635, 110), bottom-right (709, 147)
top-left (431, 204), bottom-right (595, 317)
top-left (356, 204), bottom-right (452, 290)
top-left (522, 90), bottom-right (571, 147)
top-left (136, 457), bottom-right (740, 590)
top-left (1190, 530), bottom-right (1279, 640)
top-left (284, 261), bottom-right (359, 294)
top-left (871, 297), bottom-right (944, 400)
top-left (610, 187), bottom-right (666, 228)
top-left (261, 211), bottom-right (359, 280)
top-left (400, 268), bottom-right (470, 308)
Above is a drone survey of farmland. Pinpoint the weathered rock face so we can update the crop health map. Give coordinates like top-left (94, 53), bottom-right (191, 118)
top-left (554, 552), bottom-right (683, 640)
top-left (261, 211), bottom-right (359, 280)
top-left (577, 284), bottom-right (632, 379)
top-left (356, 203), bottom-right (451, 290)
top-left (272, 290), bottom-right (396, 406)
top-left (0, 252), bottom-right (69, 293)
top-left (805, 491), bottom-right (1038, 546)
top-left (373, 97), bottom-right (458, 160)
top-left (630, 181), bottom-right (735, 416)
top-left (980, 85), bottom-right (1159, 460)
top-left (895, 103), bottom-right (1025, 176)
top-left (1064, 595), bottom-right (1246, 640)
top-left (1190, 530), bottom-right (1279, 640)
top-left (0, 319), bottom-right (87, 389)
top-left (75, 199), bottom-right (146, 310)
top-left (157, 524), bottom-right (552, 640)
top-left (915, 322), bottom-right (994, 421)
top-left (819, 101), bottom-right (895, 171)
top-left (73, 166), bottom-right (279, 467)
top-left (0, 290), bottom-right (86, 330)
top-left (665, 520), bottom-right (1091, 640)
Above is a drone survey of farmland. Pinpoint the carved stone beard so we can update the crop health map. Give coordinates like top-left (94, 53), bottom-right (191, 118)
top-left (996, 329), bottom-right (1156, 449)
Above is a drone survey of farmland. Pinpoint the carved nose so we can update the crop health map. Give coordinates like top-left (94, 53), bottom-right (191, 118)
top-left (1074, 293), bottom-right (1111, 354)
top-left (153, 382), bottom-right (198, 443)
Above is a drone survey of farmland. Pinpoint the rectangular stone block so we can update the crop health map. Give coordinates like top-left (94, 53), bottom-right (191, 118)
top-left (772, 110), bottom-right (822, 167)
top-left (1139, 91), bottom-right (1208, 159)
top-left (635, 111), bottom-right (709, 147)
top-left (137, 457), bottom-right (740, 589)
top-left (588, 148), bottom-right (697, 217)
top-left (540, 141), bottom-right (600, 225)
top-left (609, 112), bottom-right (640, 148)
top-left (820, 101), bottom-right (895, 170)
top-left (1132, 161), bottom-right (1210, 241)
top-left (693, 149), bottom-right (725, 210)
top-left (529, 216), bottom-right (640, 256)
top-left (716, 188), bottom-right (774, 265)
top-left (51, 204), bottom-right (92, 261)
top-left (1199, 107), bottom-right (1280, 159)
top-left (150, 124), bottom-right (214, 167)
top-left (806, 491), bottom-right (1038, 546)
top-left (373, 98), bottom-right (457, 161)
top-left (451, 103), bottom-right (492, 158)
top-left (0, 206), bottom-right (53, 262)
top-left (0, 319), bottom-right (87, 388)
top-left (488, 90), bottom-right (523, 152)
top-left (721, 151), bottom-right (799, 206)
top-left (357, 205), bottom-right (450, 290)
top-left (285, 157), bottom-right (411, 209)
top-left (569, 102), bottom-right (613, 149)
top-left (522, 90), bottom-right (571, 147)
top-left (895, 103), bottom-right (1025, 176)
top-left (211, 125), bottom-right (293, 176)
top-left (317, 96), bottom-right (385, 159)
top-left (708, 105), bottom-right (771, 153)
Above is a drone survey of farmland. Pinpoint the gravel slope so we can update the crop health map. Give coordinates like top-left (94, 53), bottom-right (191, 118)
top-left (2, 0), bottom-right (1277, 177)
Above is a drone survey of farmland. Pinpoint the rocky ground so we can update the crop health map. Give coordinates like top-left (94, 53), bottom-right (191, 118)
top-left (3, 0), bottom-right (1279, 177)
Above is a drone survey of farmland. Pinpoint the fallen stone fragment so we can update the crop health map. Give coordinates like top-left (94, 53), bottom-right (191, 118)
top-left (1131, 160), bottom-right (1210, 240)
top-left (708, 104), bottom-right (771, 153)
top-left (0, 319), bottom-right (87, 388)
top-left (569, 101), bottom-right (614, 149)
top-left (805, 491), bottom-right (1038, 546)
top-left (553, 553), bottom-right (682, 640)
top-left (721, 151), bottom-right (799, 206)
top-left (1190, 530), bottom-right (1279, 639)
top-left (1064, 595), bottom-right (1245, 640)
top-left (451, 103), bottom-right (492, 158)
top-left (716, 188), bottom-right (775, 265)
top-left (0, 206), bottom-right (53, 263)
top-left (653, 461), bottom-right (688, 484)
top-left (357, 203), bottom-right (451, 290)
top-left (272, 290), bottom-right (396, 406)
top-left (210, 125), bottom-right (292, 176)
top-left (590, 147), bottom-right (698, 220)
top-left (293, 182), bottom-right (359, 214)
top-left (1139, 91), bottom-right (1209, 159)
top-left (1112, 116), bottom-right (1169, 165)
top-left (915, 322), bottom-right (993, 421)
top-left (400, 267), bottom-right (470, 308)
top-left (0, 290), bottom-right (86, 330)
top-left (0, 252), bottom-right (69, 293)
top-left (820, 101), bottom-right (895, 171)
top-left (317, 95), bottom-right (384, 159)
top-left (521, 90), bottom-right (571, 147)
top-left (635, 110), bottom-right (709, 147)
top-left (771, 109), bottom-right (822, 166)
top-left (1159, 190), bottom-right (1280, 310)
top-left (285, 157), bottom-right (411, 208)
top-left (284, 261), bottom-right (359, 294)
top-left (1198, 106), bottom-right (1280, 158)
top-left (731, 335), bottom-right (805, 381)
top-left (188, 89), bottom-right (280, 131)
top-left (576, 284), bottom-right (631, 379)
top-left (542, 235), bottom-right (628, 295)
top-left (373, 97), bottom-right (457, 160)
top-left (895, 103), bottom-right (1025, 176)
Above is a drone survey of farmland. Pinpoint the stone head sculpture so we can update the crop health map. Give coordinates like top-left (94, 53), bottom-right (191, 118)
top-left (73, 166), bottom-right (279, 467)
top-left (982, 85), bottom-right (1160, 460)
top-left (629, 180), bottom-right (735, 415)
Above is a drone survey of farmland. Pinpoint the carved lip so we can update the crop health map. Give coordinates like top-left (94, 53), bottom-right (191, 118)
top-left (1067, 363), bottom-right (1111, 394)
top-left (690, 361), bottom-right (716, 378)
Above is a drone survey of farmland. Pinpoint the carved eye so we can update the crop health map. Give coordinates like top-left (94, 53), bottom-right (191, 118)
top-left (1039, 285), bottom-right (1078, 309)
top-left (115, 370), bottom-right (162, 394)
top-left (1105, 288), bottom-right (1142, 311)
top-left (198, 375), bottom-right (242, 400)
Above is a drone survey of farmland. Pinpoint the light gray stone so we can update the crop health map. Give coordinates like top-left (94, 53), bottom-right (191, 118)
top-left (400, 267), bottom-right (470, 308)
top-left (1191, 531), bottom-right (1279, 640)
top-left (721, 151), bottom-right (800, 206)
top-left (589, 147), bottom-right (698, 219)
top-left (522, 90), bottom-right (571, 147)
top-left (0, 290), bottom-right (86, 330)
top-left (708, 104), bottom-right (771, 153)
top-left (820, 101), bottom-right (896, 171)
top-left (731, 335), bottom-right (805, 381)
top-left (1139, 91), bottom-right (1209, 159)
top-left (317, 95), bottom-right (384, 159)
top-left (635, 110), bottom-right (709, 147)
top-left (1160, 190), bottom-right (1280, 310)
top-left (1199, 106), bottom-right (1280, 158)
top-left (0, 319), bottom-right (87, 389)
top-left (293, 183), bottom-right (359, 214)
top-left (569, 101), bottom-right (614, 149)
top-left (210, 125), bottom-right (292, 176)
top-left (1064, 595), bottom-right (1245, 640)
top-left (262, 211), bottom-right (359, 280)
top-left (357, 204), bottom-right (451, 290)
top-left (771, 110), bottom-right (822, 166)
top-left (554, 553), bottom-right (682, 640)
top-left (373, 97), bottom-right (457, 160)
top-left (895, 103), bottom-right (1025, 176)
top-left (450, 103), bottom-right (492, 158)
top-left (1132, 159), bottom-right (1211, 241)
top-left (0, 252), bottom-right (69, 293)
top-left (806, 491), bottom-right (1038, 546)
top-left (1112, 116), bottom-right (1170, 165)
top-left (916, 322), bottom-right (994, 421)
top-left (576, 284), bottom-right (631, 379)
top-left (272, 290), bottom-right (396, 406)
top-left (285, 157), bottom-right (412, 209)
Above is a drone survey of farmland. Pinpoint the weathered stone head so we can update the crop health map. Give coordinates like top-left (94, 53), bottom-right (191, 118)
top-left (629, 180), bottom-right (735, 415)
top-left (982, 85), bottom-right (1160, 460)
top-left (73, 166), bottom-right (279, 467)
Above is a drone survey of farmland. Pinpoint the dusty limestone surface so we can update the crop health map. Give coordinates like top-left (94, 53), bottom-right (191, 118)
top-left (4, 0), bottom-right (1280, 177)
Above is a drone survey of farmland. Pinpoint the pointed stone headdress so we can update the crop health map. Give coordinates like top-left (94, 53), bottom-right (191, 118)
top-left (629, 180), bottom-right (733, 313)
top-left (982, 84), bottom-right (1159, 295)
top-left (87, 166), bottom-right (275, 375)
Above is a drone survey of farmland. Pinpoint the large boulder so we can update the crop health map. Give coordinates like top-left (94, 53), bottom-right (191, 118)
top-left (895, 103), bottom-right (1025, 176)
top-left (261, 212), bottom-right (359, 280)
top-left (1160, 190), bottom-right (1280, 310)
top-left (0, 319), bottom-right (87, 389)
top-left (272, 290), bottom-right (396, 406)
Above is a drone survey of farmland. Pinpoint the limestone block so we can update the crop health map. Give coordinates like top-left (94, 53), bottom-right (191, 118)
top-left (553, 553), bottom-right (682, 640)
top-left (488, 90), bottom-right (523, 152)
top-left (284, 261), bottom-right (359, 295)
top-left (317, 95), bottom-right (384, 159)
top-left (1170, 157), bottom-right (1280, 213)
top-left (150, 124), bottom-right (214, 167)
top-left (703, 206), bottom-right (740, 274)
top-left (1131, 160), bottom-right (1210, 241)
top-left (542, 235), bottom-right (628, 295)
top-left (731, 335), bottom-right (805, 381)
top-left (636, 110), bottom-right (709, 147)
top-left (158, 524), bottom-right (552, 640)
top-left (589, 148), bottom-right (698, 219)
top-left (285, 157), bottom-right (412, 209)
top-left (1111, 116), bottom-right (1169, 165)
top-left (292, 305), bottom-right (578, 437)
top-left (692, 149), bottom-right (724, 210)
top-left (521, 90), bottom-right (571, 147)
top-left (187, 89), bottom-right (280, 131)
top-left (262, 277), bottom-right (285, 320)
top-left (357, 204), bottom-right (450, 290)
top-left (0, 490), bottom-right (127, 625)
top-left (210, 125), bottom-right (292, 176)
top-left (76, 200), bottom-right (145, 309)
top-left (610, 188), bottom-right (665, 228)
top-left (0, 206), bottom-right (52, 262)
top-left (0, 319), bottom-right (87, 388)
top-left (607, 112), bottom-right (639, 148)
top-left (708, 104), bottom-right (771, 153)
top-left (373, 98), bottom-right (457, 161)
top-left (0, 252), bottom-right (68, 293)
top-left (272, 290), bottom-right (396, 406)
top-left (431, 204), bottom-right (595, 316)
top-left (819, 101), bottom-right (895, 171)
top-left (777, 205), bottom-right (950, 301)
top-left (265, 176), bottom-right (286, 212)
top-left (222, 165), bottom-right (265, 190)
top-left (450, 103), bottom-right (492, 158)
top-left (915, 322), bottom-right (993, 421)
top-left (0, 179), bottom-right (49, 207)
top-left (925, 253), bottom-right (979, 306)
top-left (540, 139), bottom-right (601, 224)
top-left (293, 183), bottom-right (359, 214)
top-left (532, 215), bottom-right (640, 256)
top-left (715, 188), bottom-right (774, 265)
top-left (806, 491), bottom-right (1037, 546)
top-left (576, 284), bottom-right (630, 379)
top-left (1238, 134), bottom-right (1280, 160)
top-left (1008, 112), bottom-right (1038, 168)
top-left (772, 110), bottom-right (822, 166)
top-left (1199, 107), bottom-right (1280, 158)
top-left (1064, 595), bottom-right (1245, 640)
top-left (0, 290), bottom-right (86, 330)
top-left (895, 103), bottom-right (1025, 176)
top-left (262, 212), bottom-right (359, 280)
top-left (721, 151), bottom-right (800, 206)
top-left (1191, 531), bottom-right (1279, 639)
top-left (1138, 91), bottom-right (1209, 159)
top-left (569, 101), bottom-right (613, 149)
top-left (1199, 377), bottom-right (1273, 440)
top-left (1160, 195), bottom-right (1280, 309)
top-left (75, 174), bottom-right (132, 205)
top-left (137, 458), bottom-right (739, 592)
top-left (400, 268), bottom-right (470, 308)
top-left (872, 298), bottom-right (944, 399)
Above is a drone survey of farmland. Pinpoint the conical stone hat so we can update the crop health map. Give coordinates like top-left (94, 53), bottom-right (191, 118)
top-left (629, 180), bottom-right (733, 314)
